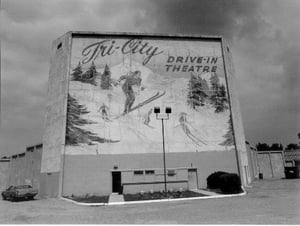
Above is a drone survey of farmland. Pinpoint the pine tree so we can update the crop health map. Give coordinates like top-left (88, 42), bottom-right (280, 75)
top-left (210, 73), bottom-right (220, 91)
top-left (210, 73), bottom-right (220, 107)
top-left (101, 64), bottom-right (112, 90)
top-left (71, 62), bottom-right (83, 81)
top-left (209, 73), bottom-right (229, 113)
top-left (81, 61), bottom-right (97, 85)
top-left (66, 94), bottom-right (119, 145)
top-left (199, 78), bottom-right (209, 106)
top-left (219, 84), bottom-right (228, 108)
top-left (187, 74), bottom-right (209, 109)
top-left (219, 116), bottom-right (234, 146)
top-left (187, 74), bottom-right (197, 109)
top-left (215, 84), bottom-right (228, 113)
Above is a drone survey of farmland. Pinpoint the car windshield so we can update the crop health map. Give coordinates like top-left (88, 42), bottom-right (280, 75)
top-left (15, 185), bottom-right (31, 189)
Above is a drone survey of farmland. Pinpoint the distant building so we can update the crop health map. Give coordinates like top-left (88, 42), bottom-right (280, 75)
top-left (246, 141), bottom-right (289, 179)
top-left (4, 144), bottom-right (42, 197)
top-left (40, 32), bottom-right (250, 198)
top-left (284, 149), bottom-right (300, 167)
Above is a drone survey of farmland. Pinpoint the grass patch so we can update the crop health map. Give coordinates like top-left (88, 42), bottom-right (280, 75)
top-left (65, 195), bottom-right (109, 203)
top-left (123, 190), bottom-right (207, 202)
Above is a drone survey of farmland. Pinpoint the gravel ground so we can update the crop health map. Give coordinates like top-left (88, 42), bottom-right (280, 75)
top-left (0, 178), bottom-right (299, 224)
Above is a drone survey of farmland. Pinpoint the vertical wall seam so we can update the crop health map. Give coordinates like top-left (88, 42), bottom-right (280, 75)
top-left (220, 38), bottom-right (242, 180)
top-left (59, 32), bottom-right (72, 198)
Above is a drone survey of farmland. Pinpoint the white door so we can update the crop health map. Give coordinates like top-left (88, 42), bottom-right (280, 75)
top-left (188, 168), bottom-right (198, 190)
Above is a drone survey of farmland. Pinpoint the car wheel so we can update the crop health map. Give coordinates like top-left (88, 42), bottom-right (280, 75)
top-left (28, 196), bottom-right (34, 200)
top-left (10, 195), bottom-right (16, 201)
top-left (2, 195), bottom-right (6, 200)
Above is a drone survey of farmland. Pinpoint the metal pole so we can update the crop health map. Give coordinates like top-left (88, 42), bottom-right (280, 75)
top-left (0, 0), bottom-right (2, 127)
top-left (268, 151), bottom-right (274, 178)
top-left (161, 118), bottom-right (167, 193)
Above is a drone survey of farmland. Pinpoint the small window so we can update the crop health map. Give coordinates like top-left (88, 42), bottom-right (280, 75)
top-left (167, 170), bottom-right (176, 176)
top-left (57, 42), bottom-right (62, 50)
top-left (18, 153), bottom-right (25, 158)
top-left (145, 170), bottom-right (155, 175)
top-left (285, 161), bottom-right (293, 167)
top-left (26, 146), bottom-right (34, 152)
top-left (133, 170), bottom-right (144, 175)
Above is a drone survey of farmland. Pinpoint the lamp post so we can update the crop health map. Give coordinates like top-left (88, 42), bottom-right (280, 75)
top-left (154, 106), bottom-right (172, 193)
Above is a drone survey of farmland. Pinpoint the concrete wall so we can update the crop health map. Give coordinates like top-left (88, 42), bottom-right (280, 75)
top-left (39, 172), bottom-right (60, 198)
top-left (62, 150), bottom-right (238, 196)
top-left (41, 33), bottom-right (72, 173)
top-left (41, 32), bottom-right (72, 197)
top-left (6, 145), bottom-right (42, 195)
top-left (121, 168), bottom-right (190, 193)
top-left (24, 145), bottom-right (43, 192)
top-left (270, 153), bottom-right (285, 178)
top-left (7, 156), bottom-right (17, 187)
top-left (8, 153), bottom-right (26, 186)
top-left (42, 32), bottom-right (249, 197)
top-left (222, 40), bottom-right (250, 186)
top-left (32, 145), bottom-right (43, 192)
top-left (0, 159), bottom-right (10, 191)
top-left (245, 142), bottom-right (259, 183)
top-left (257, 151), bottom-right (284, 178)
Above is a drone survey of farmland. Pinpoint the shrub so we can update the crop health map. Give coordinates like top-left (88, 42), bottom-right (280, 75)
top-left (219, 173), bottom-right (242, 194)
top-left (207, 171), bottom-right (228, 189)
top-left (207, 171), bottom-right (242, 194)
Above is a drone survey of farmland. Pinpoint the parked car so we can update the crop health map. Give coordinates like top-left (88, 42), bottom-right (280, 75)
top-left (2, 185), bottom-right (38, 201)
top-left (284, 166), bottom-right (300, 179)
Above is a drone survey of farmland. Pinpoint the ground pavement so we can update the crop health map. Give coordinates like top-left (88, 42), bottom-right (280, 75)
top-left (0, 178), bottom-right (299, 224)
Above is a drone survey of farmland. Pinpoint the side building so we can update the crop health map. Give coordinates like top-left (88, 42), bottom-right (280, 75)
top-left (40, 31), bottom-right (249, 198)
top-left (4, 144), bottom-right (42, 196)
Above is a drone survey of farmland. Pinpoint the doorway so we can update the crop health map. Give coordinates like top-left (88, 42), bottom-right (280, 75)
top-left (112, 171), bottom-right (122, 194)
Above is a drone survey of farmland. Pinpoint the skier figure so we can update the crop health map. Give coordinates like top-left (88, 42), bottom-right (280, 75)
top-left (178, 112), bottom-right (207, 145)
top-left (98, 103), bottom-right (110, 121)
top-left (118, 70), bottom-right (142, 114)
top-left (179, 112), bottom-right (191, 134)
top-left (143, 108), bottom-right (153, 126)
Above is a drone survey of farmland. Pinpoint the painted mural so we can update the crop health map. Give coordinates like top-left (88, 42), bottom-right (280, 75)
top-left (65, 37), bottom-right (235, 155)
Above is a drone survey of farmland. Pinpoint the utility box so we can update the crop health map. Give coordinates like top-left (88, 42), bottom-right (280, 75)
top-left (40, 31), bottom-right (249, 198)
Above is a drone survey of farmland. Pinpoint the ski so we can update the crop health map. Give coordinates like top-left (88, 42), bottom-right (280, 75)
top-left (127, 91), bottom-right (166, 113)
top-left (114, 91), bottom-right (166, 119)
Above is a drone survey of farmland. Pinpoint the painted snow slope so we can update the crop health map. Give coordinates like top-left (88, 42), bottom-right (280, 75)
top-left (67, 59), bottom-right (232, 155)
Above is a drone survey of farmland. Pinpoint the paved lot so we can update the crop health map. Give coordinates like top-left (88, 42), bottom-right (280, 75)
top-left (0, 178), bottom-right (299, 224)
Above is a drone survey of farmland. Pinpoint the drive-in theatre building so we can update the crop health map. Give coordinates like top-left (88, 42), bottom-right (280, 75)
top-left (40, 32), bottom-right (250, 198)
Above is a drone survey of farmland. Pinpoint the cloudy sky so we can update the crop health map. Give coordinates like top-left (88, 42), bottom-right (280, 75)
top-left (1, 0), bottom-right (299, 156)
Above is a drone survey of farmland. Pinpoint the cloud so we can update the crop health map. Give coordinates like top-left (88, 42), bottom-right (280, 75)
top-left (3, 0), bottom-right (82, 23)
top-left (1, 0), bottom-right (300, 157)
top-left (148, 0), bottom-right (300, 145)
top-left (1, 0), bottom-right (159, 156)
top-left (147, 0), bottom-right (262, 43)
